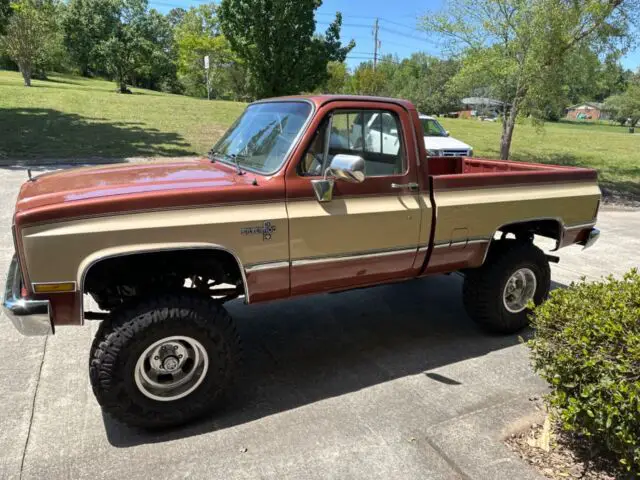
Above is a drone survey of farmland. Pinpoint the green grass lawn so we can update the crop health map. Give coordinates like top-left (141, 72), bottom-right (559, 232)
top-left (438, 117), bottom-right (639, 200)
top-left (0, 71), bottom-right (245, 159)
top-left (0, 71), bottom-right (638, 200)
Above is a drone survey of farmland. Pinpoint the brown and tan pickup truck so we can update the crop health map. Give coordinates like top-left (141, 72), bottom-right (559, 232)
top-left (3, 95), bottom-right (600, 427)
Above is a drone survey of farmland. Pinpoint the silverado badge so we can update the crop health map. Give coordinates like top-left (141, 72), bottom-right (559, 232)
top-left (240, 221), bottom-right (276, 241)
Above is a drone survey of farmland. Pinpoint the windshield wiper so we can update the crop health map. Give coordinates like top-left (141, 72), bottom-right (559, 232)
top-left (207, 149), bottom-right (246, 175)
top-left (229, 153), bottom-right (246, 176)
top-left (208, 148), bottom-right (222, 163)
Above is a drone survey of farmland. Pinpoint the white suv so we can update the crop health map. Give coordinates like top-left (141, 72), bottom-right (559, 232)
top-left (419, 114), bottom-right (473, 157)
top-left (348, 112), bottom-right (473, 158)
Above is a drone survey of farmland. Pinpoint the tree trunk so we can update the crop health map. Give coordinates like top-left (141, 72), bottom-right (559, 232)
top-left (119, 81), bottom-right (128, 93)
top-left (19, 63), bottom-right (32, 87)
top-left (500, 102), bottom-right (519, 160)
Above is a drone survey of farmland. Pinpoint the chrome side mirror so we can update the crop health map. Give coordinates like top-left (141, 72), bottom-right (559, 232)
top-left (311, 154), bottom-right (365, 203)
top-left (327, 154), bottom-right (365, 184)
top-left (311, 178), bottom-right (335, 203)
top-left (445, 130), bottom-right (450, 137)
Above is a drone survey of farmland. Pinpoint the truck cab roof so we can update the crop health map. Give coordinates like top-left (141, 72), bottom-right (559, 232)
top-left (254, 95), bottom-right (417, 111)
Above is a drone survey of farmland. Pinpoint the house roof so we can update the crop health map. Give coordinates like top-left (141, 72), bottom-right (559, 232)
top-left (568, 102), bottom-right (605, 110)
top-left (461, 97), bottom-right (505, 107)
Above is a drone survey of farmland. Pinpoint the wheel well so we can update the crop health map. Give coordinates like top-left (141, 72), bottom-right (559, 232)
top-left (475, 219), bottom-right (562, 267)
top-left (82, 249), bottom-right (245, 311)
top-left (496, 219), bottom-right (562, 243)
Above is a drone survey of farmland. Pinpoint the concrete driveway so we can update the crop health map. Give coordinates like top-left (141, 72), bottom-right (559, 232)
top-left (0, 166), bottom-right (638, 480)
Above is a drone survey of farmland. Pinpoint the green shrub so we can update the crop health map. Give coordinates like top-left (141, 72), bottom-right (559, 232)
top-left (528, 269), bottom-right (640, 472)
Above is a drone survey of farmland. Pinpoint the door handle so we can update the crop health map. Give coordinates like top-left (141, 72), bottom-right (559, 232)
top-left (391, 182), bottom-right (419, 191)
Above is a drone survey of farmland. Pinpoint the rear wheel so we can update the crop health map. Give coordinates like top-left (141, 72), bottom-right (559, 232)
top-left (89, 291), bottom-right (242, 428)
top-left (462, 241), bottom-right (550, 334)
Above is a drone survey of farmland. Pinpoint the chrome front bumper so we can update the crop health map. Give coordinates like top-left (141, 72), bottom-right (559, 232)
top-left (2, 255), bottom-right (53, 336)
top-left (580, 227), bottom-right (600, 250)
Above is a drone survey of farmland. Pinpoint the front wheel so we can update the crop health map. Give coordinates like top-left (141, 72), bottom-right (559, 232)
top-left (462, 241), bottom-right (550, 334)
top-left (89, 291), bottom-right (242, 428)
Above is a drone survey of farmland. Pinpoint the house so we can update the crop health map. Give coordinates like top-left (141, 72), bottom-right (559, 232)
top-left (459, 97), bottom-right (506, 119)
top-left (566, 102), bottom-right (610, 121)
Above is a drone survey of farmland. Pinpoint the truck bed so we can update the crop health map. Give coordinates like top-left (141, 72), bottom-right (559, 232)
top-left (418, 156), bottom-right (600, 274)
top-left (425, 156), bottom-right (597, 190)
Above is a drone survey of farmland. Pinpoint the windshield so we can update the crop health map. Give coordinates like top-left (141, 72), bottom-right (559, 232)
top-left (421, 118), bottom-right (447, 137)
top-left (211, 101), bottom-right (312, 174)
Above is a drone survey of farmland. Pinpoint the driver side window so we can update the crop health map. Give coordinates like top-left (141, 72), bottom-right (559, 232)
top-left (298, 109), bottom-right (406, 177)
top-left (297, 117), bottom-right (330, 177)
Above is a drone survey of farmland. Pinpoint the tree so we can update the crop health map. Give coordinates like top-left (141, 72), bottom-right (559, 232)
top-left (422, 0), bottom-right (639, 159)
top-left (0, 0), bottom-right (57, 86)
top-left (322, 61), bottom-right (349, 93)
top-left (390, 54), bottom-right (460, 114)
top-left (62, 0), bottom-right (119, 76)
top-left (219, 0), bottom-right (354, 98)
top-left (174, 4), bottom-right (242, 99)
top-left (97, 0), bottom-right (175, 93)
top-left (0, 0), bottom-right (11, 35)
top-left (132, 8), bottom-right (178, 92)
top-left (166, 7), bottom-right (186, 28)
top-left (39, 1), bottom-right (72, 77)
top-left (605, 84), bottom-right (640, 127)
top-left (348, 61), bottom-right (391, 96)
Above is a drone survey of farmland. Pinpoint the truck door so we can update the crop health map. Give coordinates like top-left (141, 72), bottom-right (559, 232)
top-left (285, 102), bottom-right (427, 296)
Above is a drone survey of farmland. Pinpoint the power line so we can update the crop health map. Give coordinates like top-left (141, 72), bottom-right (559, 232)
top-left (318, 20), bottom-right (440, 47)
top-left (317, 21), bottom-right (372, 29)
top-left (146, 3), bottom-right (442, 56)
top-left (316, 12), bottom-right (425, 33)
top-left (377, 38), bottom-right (419, 49)
top-left (346, 54), bottom-right (401, 65)
top-left (315, 12), bottom-right (378, 20)
top-left (380, 17), bottom-right (422, 32)
top-left (378, 26), bottom-right (438, 45)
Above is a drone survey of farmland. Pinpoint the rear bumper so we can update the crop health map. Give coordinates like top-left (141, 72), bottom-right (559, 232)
top-left (579, 227), bottom-right (600, 250)
top-left (2, 255), bottom-right (53, 336)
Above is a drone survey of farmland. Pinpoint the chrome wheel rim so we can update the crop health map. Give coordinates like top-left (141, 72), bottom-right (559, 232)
top-left (503, 268), bottom-right (537, 314)
top-left (134, 336), bottom-right (209, 402)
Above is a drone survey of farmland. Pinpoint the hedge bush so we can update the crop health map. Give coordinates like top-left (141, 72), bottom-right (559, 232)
top-left (528, 269), bottom-right (640, 472)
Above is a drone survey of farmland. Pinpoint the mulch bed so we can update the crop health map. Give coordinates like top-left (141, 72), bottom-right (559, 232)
top-left (505, 412), bottom-right (633, 480)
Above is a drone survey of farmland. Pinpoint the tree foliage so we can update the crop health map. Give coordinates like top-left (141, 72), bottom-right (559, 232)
top-left (321, 60), bottom-right (349, 93)
top-left (166, 7), bottom-right (185, 28)
top-left (423, 0), bottom-right (639, 159)
top-left (97, 0), bottom-right (176, 93)
top-left (0, 0), bottom-right (58, 86)
top-left (389, 54), bottom-right (461, 114)
top-left (219, 0), bottom-right (355, 98)
top-left (174, 4), bottom-right (249, 100)
top-left (62, 0), bottom-right (119, 76)
top-left (340, 54), bottom-right (461, 114)
top-left (348, 61), bottom-right (389, 96)
top-left (605, 83), bottom-right (640, 127)
top-left (0, 0), bottom-right (11, 35)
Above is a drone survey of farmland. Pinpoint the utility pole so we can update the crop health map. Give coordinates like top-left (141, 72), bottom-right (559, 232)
top-left (373, 18), bottom-right (379, 71)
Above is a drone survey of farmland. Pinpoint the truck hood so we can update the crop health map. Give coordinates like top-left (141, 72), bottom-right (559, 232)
top-left (423, 136), bottom-right (472, 151)
top-left (14, 159), bottom-right (275, 225)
